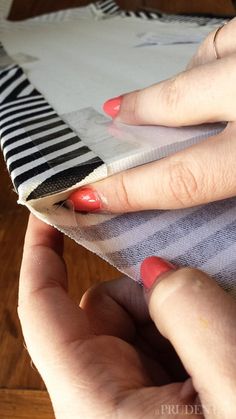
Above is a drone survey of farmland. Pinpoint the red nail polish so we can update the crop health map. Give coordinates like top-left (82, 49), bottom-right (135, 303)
top-left (68, 188), bottom-right (101, 212)
top-left (140, 256), bottom-right (176, 290)
top-left (103, 96), bottom-right (122, 118)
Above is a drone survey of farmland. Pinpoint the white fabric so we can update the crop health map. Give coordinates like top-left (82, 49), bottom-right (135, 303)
top-left (0, 13), bottom-right (212, 114)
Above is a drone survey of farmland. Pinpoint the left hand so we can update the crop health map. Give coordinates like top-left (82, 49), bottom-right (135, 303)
top-left (18, 215), bottom-right (236, 418)
top-left (18, 215), bottom-right (195, 418)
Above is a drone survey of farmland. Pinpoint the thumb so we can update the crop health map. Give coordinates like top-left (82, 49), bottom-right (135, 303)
top-left (141, 256), bottom-right (236, 419)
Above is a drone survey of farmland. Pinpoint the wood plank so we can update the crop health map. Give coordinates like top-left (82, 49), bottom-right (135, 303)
top-left (118, 0), bottom-right (236, 15)
top-left (9, 0), bottom-right (236, 20)
top-left (141, 0), bottom-right (236, 16)
top-left (0, 152), bottom-right (45, 390)
top-left (8, 0), bottom-right (92, 20)
top-left (0, 389), bottom-right (54, 419)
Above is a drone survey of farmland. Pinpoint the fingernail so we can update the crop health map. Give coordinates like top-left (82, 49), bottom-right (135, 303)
top-left (140, 256), bottom-right (177, 290)
top-left (67, 187), bottom-right (101, 212)
top-left (103, 96), bottom-right (122, 118)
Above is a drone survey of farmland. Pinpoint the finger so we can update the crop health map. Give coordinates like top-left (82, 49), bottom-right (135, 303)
top-left (20, 216), bottom-right (155, 418)
top-left (81, 277), bottom-right (149, 338)
top-left (67, 126), bottom-right (236, 212)
top-left (141, 256), bottom-right (236, 418)
top-left (18, 216), bottom-right (201, 418)
top-left (187, 18), bottom-right (236, 70)
top-left (82, 278), bottom-right (201, 416)
top-left (18, 214), bottom-right (91, 384)
top-left (104, 54), bottom-right (236, 126)
top-left (81, 276), bottom-right (170, 354)
top-left (81, 278), bottom-right (188, 382)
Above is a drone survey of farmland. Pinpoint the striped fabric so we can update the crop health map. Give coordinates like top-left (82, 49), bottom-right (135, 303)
top-left (0, 0), bottom-right (227, 27)
top-left (62, 197), bottom-right (236, 294)
top-left (0, 5), bottom-right (235, 296)
top-left (120, 9), bottom-right (228, 26)
top-left (93, 0), bottom-right (120, 16)
top-left (0, 45), bottom-right (104, 201)
top-left (93, 0), bottom-right (228, 26)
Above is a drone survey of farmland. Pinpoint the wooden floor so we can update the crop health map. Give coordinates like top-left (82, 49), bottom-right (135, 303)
top-left (0, 152), bottom-right (120, 418)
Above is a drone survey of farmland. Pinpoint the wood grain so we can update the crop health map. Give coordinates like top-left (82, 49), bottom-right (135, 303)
top-left (8, 0), bottom-right (236, 20)
top-left (8, 0), bottom-right (92, 20)
top-left (139, 0), bottom-right (236, 16)
top-left (0, 389), bottom-right (54, 419)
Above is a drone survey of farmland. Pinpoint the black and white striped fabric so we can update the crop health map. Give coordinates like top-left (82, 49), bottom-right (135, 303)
top-left (93, 0), bottom-right (120, 16)
top-left (0, 45), bottom-right (104, 201)
top-left (3, 0), bottom-right (226, 27)
top-left (93, 0), bottom-right (228, 26)
top-left (120, 9), bottom-right (228, 26)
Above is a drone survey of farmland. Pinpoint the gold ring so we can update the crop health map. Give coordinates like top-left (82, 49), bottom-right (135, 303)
top-left (213, 23), bottom-right (227, 60)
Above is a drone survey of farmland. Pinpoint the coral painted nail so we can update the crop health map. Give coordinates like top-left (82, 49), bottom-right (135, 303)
top-left (67, 188), bottom-right (101, 212)
top-left (141, 256), bottom-right (176, 290)
top-left (103, 96), bottom-right (122, 118)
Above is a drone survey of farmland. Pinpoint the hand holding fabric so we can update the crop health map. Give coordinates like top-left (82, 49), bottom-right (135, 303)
top-left (18, 215), bottom-right (236, 418)
top-left (68, 19), bottom-right (236, 213)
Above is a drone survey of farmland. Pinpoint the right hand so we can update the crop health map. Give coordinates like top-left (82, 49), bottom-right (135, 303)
top-left (68, 19), bottom-right (236, 214)
top-left (141, 256), bottom-right (236, 419)
top-left (187, 18), bottom-right (236, 69)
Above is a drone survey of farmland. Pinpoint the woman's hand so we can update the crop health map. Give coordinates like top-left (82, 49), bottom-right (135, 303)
top-left (187, 18), bottom-right (236, 69)
top-left (67, 20), bottom-right (236, 214)
top-left (18, 215), bottom-right (236, 418)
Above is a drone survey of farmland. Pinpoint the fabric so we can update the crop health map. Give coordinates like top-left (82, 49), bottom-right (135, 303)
top-left (0, 1), bottom-right (235, 295)
top-left (0, 49), bottom-right (105, 201)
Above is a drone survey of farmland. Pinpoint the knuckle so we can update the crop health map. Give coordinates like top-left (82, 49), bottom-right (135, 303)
top-left (166, 160), bottom-right (201, 207)
top-left (114, 172), bottom-right (134, 212)
top-left (153, 268), bottom-right (208, 307)
top-left (177, 267), bottom-right (205, 283)
top-left (132, 90), bottom-right (145, 124)
top-left (161, 77), bottom-right (181, 114)
top-left (82, 282), bottom-right (105, 305)
top-left (81, 283), bottom-right (109, 315)
top-left (173, 268), bottom-right (211, 296)
top-left (194, 41), bottom-right (207, 65)
top-left (162, 267), bottom-right (205, 292)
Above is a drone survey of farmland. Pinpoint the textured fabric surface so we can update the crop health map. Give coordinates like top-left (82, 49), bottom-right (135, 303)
top-left (0, 1), bottom-right (235, 295)
top-left (62, 198), bottom-right (236, 294)
top-left (0, 45), bottom-right (105, 201)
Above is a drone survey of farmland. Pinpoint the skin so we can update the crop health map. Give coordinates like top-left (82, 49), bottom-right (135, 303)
top-left (18, 22), bottom-right (236, 418)
top-left (18, 215), bottom-right (236, 418)
top-left (73, 18), bottom-right (236, 213)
